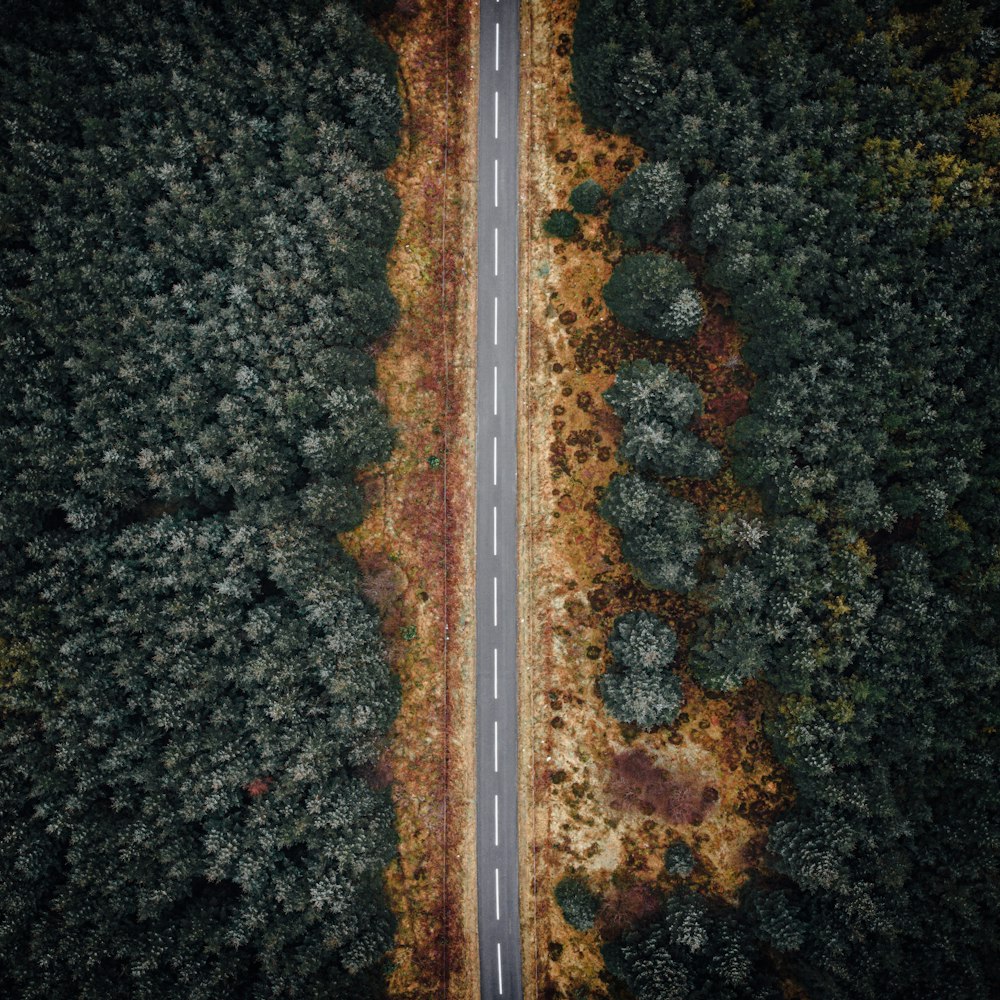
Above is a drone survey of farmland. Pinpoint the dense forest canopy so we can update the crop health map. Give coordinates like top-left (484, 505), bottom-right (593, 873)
top-left (0, 1), bottom-right (402, 996)
top-left (574, 0), bottom-right (1000, 997)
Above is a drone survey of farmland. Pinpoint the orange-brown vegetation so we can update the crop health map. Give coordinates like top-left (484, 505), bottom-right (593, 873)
top-left (341, 2), bottom-right (479, 997)
top-left (518, 2), bottom-right (793, 997)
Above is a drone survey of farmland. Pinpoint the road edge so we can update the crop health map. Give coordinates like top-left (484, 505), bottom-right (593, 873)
top-left (516, 3), bottom-right (539, 999)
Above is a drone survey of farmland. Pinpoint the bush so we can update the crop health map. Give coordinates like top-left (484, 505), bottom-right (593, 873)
top-left (544, 208), bottom-right (580, 238)
top-left (570, 178), bottom-right (606, 214)
top-left (555, 875), bottom-right (601, 931)
top-left (665, 839), bottom-right (695, 877)
top-left (603, 253), bottom-right (703, 341)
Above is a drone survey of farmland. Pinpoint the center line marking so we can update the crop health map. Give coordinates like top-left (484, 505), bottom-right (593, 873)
top-left (497, 943), bottom-right (503, 995)
top-left (494, 158), bottom-right (498, 208)
top-left (495, 867), bottom-right (500, 919)
top-left (494, 647), bottom-right (498, 699)
top-left (493, 504), bottom-right (497, 555)
top-left (494, 226), bottom-right (498, 276)
top-left (495, 22), bottom-right (500, 71)
top-left (493, 435), bottom-right (497, 485)
top-left (493, 365), bottom-right (498, 415)
top-left (494, 793), bottom-right (499, 845)
top-left (493, 295), bottom-right (498, 345)
top-left (494, 90), bottom-right (498, 139)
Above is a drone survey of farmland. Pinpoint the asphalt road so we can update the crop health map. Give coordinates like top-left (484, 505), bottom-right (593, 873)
top-left (474, 1), bottom-right (522, 998)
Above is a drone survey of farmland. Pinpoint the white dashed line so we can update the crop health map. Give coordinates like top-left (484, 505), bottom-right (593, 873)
top-left (497, 943), bottom-right (503, 995)
top-left (494, 226), bottom-right (498, 276)
top-left (493, 504), bottom-right (497, 555)
top-left (494, 792), bottom-right (499, 845)
top-left (493, 435), bottom-right (497, 485)
top-left (494, 90), bottom-right (498, 139)
top-left (493, 295), bottom-right (498, 345)
top-left (493, 576), bottom-right (498, 627)
top-left (494, 158), bottom-right (498, 207)
top-left (495, 866), bottom-right (501, 919)
top-left (494, 647), bottom-right (498, 699)
top-left (494, 719), bottom-right (498, 772)
top-left (493, 365), bottom-right (498, 415)
top-left (495, 22), bottom-right (499, 71)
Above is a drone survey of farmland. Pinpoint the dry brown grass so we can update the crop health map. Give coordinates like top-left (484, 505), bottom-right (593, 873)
top-left (517, 2), bottom-right (793, 997)
top-left (340, 2), bottom-right (479, 997)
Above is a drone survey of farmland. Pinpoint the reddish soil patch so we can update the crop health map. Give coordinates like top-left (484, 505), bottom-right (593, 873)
top-left (598, 880), bottom-right (662, 938)
top-left (607, 749), bottom-right (719, 827)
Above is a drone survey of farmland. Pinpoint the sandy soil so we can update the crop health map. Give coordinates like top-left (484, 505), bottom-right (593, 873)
top-left (341, 2), bottom-right (480, 997)
top-left (517, 3), bottom-right (793, 997)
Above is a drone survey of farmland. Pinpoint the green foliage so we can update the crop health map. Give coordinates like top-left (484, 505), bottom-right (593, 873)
top-left (746, 888), bottom-right (804, 953)
top-left (603, 253), bottom-right (703, 342)
top-left (609, 161), bottom-right (685, 244)
top-left (555, 874), bottom-right (601, 931)
top-left (544, 208), bottom-right (581, 238)
top-left (0, 1), bottom-right (403, 995)
top-left (569, 178), bottom-right (606, 214)
top-left (605, 360), bottom-right (721, 478)
top-left (601, 611), bottom-right (683, 729)
top-left (603, 889), bottom-right (782, 1000)
top-left (575, 0), bottom-right (1000, 996)
top-left (665, 839), bottom-right (695, 878)
top-left (599, 474), bottom-right (702, 593)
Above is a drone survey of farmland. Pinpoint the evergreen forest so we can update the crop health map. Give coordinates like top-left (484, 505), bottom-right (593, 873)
top-left (0, 1), bottom-right (402, 996)
top-left (573, 0), bottom-right (1000, 997)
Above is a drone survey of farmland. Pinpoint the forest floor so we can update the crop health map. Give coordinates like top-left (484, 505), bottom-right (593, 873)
top-left (517, 2), bottom-right (794, 997)
top-left (341, 2), bottom-right (479, 997)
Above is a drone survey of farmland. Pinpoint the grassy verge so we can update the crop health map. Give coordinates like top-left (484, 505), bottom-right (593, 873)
top-left (341, 2), bottom-right (479, 996)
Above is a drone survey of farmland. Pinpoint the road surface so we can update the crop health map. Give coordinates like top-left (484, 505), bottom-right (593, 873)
top-left (475, 1), bottom-right (522, 998)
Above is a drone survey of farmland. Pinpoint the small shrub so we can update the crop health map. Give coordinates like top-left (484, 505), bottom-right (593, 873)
top-left (544, 209), bottom-right (580, 238)
top-left (665, 839), bottom-right (695, 877)
top-left (569, 178), bottom-right (606, 214)
top-left (555, 874), bottom-right (601, 931)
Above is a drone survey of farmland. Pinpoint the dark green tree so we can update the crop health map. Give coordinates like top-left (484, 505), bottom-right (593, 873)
top-left (600, 474), bottom-right (703, 592)
top-left (570, 178), bottom-right (607, 214)
top-left (601, 611), bottom-right (683, 729)
top-left (609, 160), bottom-right (685, 244)
top-left (603, 253), bottom-right (703, 342)
top-left (544, 208), bottom-right (580, 238)
top-left (665, 840), bottom-right (695, 877)
top-left (605, 360), bottom-right (721, 478)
